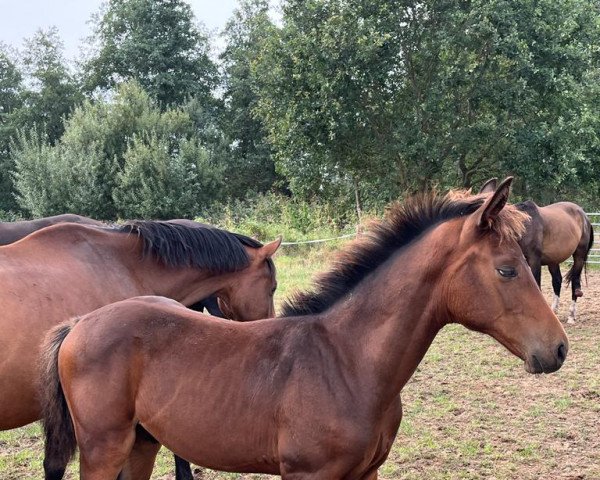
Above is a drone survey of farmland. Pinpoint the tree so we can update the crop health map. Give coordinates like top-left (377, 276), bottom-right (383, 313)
top-left (256, 0), bottom-right (600, 210)
top-left (255, 0), bottom-right (404, 216)
top-left (0, 45), bottom-right (23, 211)
top-left (84, 0), bottom-right (218, 107)
top-left (15, 28), bottom-right (82, 144)
top-left (11, 129), bottom-right (107, 217)
top-left (220, 0), bottom-right (278, 197)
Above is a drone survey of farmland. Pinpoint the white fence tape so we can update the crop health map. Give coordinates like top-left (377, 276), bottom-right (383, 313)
top-left (281, 213), bottom-right (600, 266)
top-left (281, 233), bottom-right (356, 246)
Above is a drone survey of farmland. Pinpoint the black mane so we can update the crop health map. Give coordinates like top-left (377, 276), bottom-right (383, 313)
top-left (281, 192), bottom-right (487, 317)
top-left (117, 220), bottom-right (266, 273)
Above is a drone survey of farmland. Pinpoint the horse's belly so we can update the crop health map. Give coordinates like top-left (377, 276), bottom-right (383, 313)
top-left (0, 354), bottom-right (41, 429)
top-left (541, 229), bottom-right (580, 264)
top-left (147, 417), bottom-right (282, 474)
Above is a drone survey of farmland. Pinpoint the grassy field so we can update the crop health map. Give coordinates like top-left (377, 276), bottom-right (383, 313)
top-left (1, 243), bottom-right (599, 479)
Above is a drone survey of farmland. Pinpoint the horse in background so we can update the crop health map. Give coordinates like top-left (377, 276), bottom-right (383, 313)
top-left (1, 214), bottom-right (226, 318)
top-left (481, 178), bottom-right (594, 323)
top-left (0, 214), bottom-right (103, 245)
top-left (41, 178), bottom-right (568, 480)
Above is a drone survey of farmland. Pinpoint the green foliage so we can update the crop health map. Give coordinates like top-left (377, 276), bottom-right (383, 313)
top-left (0, 45), bottom-right (23, 211)
top-left (11, 129), bottom-right (108, 217)
top-left (14, 28), bottom-right (82, 144)
top-left (256, 0), bottom-right (600, 204)
top-left (84, 0), bottom-right (218, 107)
top-left (196, 192), bottom-right (355, 242)
top-left (11, 81), bottom-right (223, 219)
top-left (114, 135), bottom-right (224, 219)
top-left (1, 29), bottom-right (82, 213)
top-left (220, 0), bottom-right (278, 197)
top-left (5, 0), bottom-right (600, 222)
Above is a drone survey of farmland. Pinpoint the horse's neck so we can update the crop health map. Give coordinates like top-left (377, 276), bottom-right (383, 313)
top-left (95, 229), bottom-right (226, 304)
top-left (7, 224), bottom-right (221, 304)
top-left (324, 223), bottom-right (457, 408)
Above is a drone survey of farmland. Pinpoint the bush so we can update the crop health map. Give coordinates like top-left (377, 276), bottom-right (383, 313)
top-left (10, 81), bottom-right (226, 220)
top-left (114, 135), bottom-right (224, 219)
top-left (195, 192), bottom-right (358, 243)
top-left (11, 128), bottom-right (112, 218)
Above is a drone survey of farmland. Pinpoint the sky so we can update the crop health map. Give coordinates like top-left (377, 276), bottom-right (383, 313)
top-left (0, 0), bottom-right (244, 60)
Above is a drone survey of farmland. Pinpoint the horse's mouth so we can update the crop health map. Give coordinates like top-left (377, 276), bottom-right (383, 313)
top-left (525, 354), bottom-right (562, 374)
top-left (525, 355), bottom-right (544, 374)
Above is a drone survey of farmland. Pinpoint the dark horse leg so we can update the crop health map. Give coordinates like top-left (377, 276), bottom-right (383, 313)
top-left (173, 296), bottom-right (225, 480)
top-left (547, 263), bottom-right (562, 313)
top-left (565, 250), bottom-right (586, 324)
top-left (175, 455), bottom-right (195, 480)
top-left (528, 255), bottom-right (542, 289)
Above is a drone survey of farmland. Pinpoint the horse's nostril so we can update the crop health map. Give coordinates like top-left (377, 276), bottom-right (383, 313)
top-left (557, 343), bottom-right (567, 364)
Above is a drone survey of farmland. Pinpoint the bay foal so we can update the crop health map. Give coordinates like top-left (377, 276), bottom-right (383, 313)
top-left (42, 178), bottom-right (568, 479)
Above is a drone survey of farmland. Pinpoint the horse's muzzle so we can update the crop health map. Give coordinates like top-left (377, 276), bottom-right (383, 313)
top-left (525, 342), bottom-right (568, 374)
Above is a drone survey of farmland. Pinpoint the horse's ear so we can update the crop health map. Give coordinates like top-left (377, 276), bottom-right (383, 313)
top-left (479, 177), bottom-right (498, 194)
top-left (476, 177), bottom-right (513, 230)
top-left (260, 236), bottom-right (282, 258)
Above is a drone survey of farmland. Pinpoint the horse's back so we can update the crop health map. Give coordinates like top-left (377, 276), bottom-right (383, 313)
top-left (0, 214), bottom-right (102, 246)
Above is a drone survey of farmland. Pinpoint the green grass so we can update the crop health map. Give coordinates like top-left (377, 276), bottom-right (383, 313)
top-left (1, 246), bottom-right (600, 479)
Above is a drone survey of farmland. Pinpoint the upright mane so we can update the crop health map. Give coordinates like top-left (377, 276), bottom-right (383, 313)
top-left (117, 220), bottom-right (267, 273)
top-left (281, 189), bottom-right (527, 317)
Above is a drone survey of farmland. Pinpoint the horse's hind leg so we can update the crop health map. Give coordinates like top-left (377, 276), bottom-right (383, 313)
top-left (117, 426), bottom-right (161, 480)
top-left (566, 243), bottom-right (588, 324)
top-left (548, 264), bottom-right (562, 313)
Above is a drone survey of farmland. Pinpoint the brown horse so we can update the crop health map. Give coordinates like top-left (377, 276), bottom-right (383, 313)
top-left (0, 214), bottom-right (225, 480)
top-left (481, 179), bottom-right (594, 323)
top-left (0, 220), bottom-right (280, 432)
top-left (41, 178), bottom-right (568, 480)
top-left (0, 213), bottom-right (103, 245)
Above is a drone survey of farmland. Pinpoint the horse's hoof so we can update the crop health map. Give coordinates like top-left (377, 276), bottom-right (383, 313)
top-left (574, 289), bottom-right (583, 298)
top-left (567, 317), bottom-right (576, 325)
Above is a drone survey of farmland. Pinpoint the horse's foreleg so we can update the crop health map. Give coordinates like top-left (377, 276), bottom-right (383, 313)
top-left (175, 455), bottom-right (194, 480)
top-left (548, 264), bottom-right (562, 313)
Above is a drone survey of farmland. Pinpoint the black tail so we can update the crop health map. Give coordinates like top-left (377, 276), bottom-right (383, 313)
top-left (40, 319), bottom-right (79, 480)
top-left (565, 216), bottom-right (594, 286)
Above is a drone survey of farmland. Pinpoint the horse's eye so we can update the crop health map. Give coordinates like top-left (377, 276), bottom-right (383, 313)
top-left (497, 266), bottom-right (517, 278)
